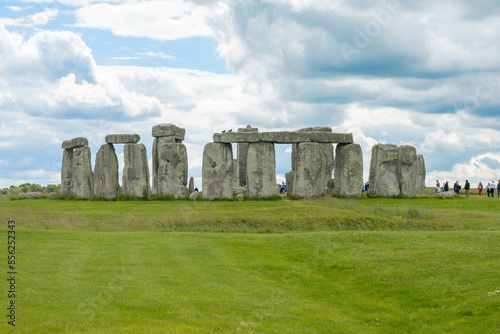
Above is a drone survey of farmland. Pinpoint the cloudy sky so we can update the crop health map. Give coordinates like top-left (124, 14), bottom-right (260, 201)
top-left (1, 0), bottom-right (500, 190)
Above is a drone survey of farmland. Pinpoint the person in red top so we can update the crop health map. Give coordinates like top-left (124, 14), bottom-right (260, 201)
top-left (478, 182), bottom-right (483, 198)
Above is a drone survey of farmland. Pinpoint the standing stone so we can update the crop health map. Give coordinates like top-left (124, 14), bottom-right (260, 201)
top-left (369, 144), bottom-right (400, 197)
top-left (285, 171), bottom-right (295, 196)
top-left (152, 137), bottom-right (159, 194)
top-left (294, 142), bottom-right (328, 197)
top-left (122, 143), bottom-right (150, 198)
top-left (237, 125), bottom-right (258, 186)
top-left (61, 149), bottom-right (73, 195)
top-left (71, 146), bottom-right (94, 198)
top-left (94, 144), bottom-right (119, 199)
top-left (398, 145), bottom-right (418, 197)
top-left (157, 141), bottom-right (189, 198)
top-left (202, 143), bottom-right (234, 200)
top-left (333, 143), bottom-right (363, 197)
top-left (232, 159), bottom-right (239, 188)
top-left (246, 142), bottom-right (277, 197)
top-left (188, 177), bottom-right (195, 194)
top-left (413, 154), bottom-right (426, 193)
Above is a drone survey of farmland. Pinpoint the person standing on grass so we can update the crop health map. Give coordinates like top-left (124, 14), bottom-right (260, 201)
top-left (444, 181), bottom-right (449, 192)
top-left (464, 180), bottom-right (470, 197)
top-left (490, 181), bottom-right (495, 198)
top-left (436, 180), bottom-right (441, 192)
top-left (478, 182), bottom-right (483, 198)
top-left (497, 180), bottom-right (500, 197)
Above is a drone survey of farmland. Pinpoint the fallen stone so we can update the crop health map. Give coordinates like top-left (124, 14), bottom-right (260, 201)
top-left (202, 143), bottom-right (234, 200)
top-left (189, 191), bottom-right (199, 200)
top-left (333, 143), bottom-right (363, 197)
top-left (233, 186), bottom-right (247, 198)
top-left (246, 142), bottom-right (277, 197)
top-left (62, 137), bottom-right (88, 149)
top-left (105, 134), bottom-right (140, 144)
top-left (122, 143), bottom-right (150, 198)
top-left (94, 144), bottom-right (119, 199)
top-left (152, 123), bottom-right (185, 140)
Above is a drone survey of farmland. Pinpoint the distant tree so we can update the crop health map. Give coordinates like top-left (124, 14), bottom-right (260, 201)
top-left (29, 183), bottom-right (43, 192)
top-left (46, 184), bottom-right (60, 193)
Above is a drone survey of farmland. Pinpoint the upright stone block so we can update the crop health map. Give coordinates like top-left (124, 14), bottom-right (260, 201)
top-left (237, 125), bottom-right (258, 187)
top-left (157, 142), bottom-right (189, 198)
top-left (246, 142), bottom-right (277, 197)
top-left (61, 149), bottom-right (73, 195)
top-left (71, 146), bottom-right (94, 198)
top-left (122, 143), bottom-right (150, 198)
top-left (189, 177), bottom-right (195, 194)
top-left (293, 142), bottom-right (329, 197)
top-left (94, 144), bottom-right (119, 199)
top-left (398, 145), bottom-right (417, 197)
top-left (369, 144), bottom-right (400, 197)
top-left (285, 171), bottom-right (295, 196)
top-left (333, 143), bottom-right (363, 197)
top-left (202, 143), bottom-right (234, 200)
top-left (152, 137), bottom-right (159, 194)
top-left (413, 154), bottom-right (426, 194)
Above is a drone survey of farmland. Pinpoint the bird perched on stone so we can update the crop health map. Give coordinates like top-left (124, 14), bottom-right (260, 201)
top-left (228, 129), bottom-right (232, 132)
top-left (222, 130), bottom-right (226, 133)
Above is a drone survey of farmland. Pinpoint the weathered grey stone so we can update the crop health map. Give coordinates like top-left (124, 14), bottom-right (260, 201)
top-left (236, 126), bottom-right (258, 187)
top-left (105, 134), bottom-right (140, 144)
top-left (237, 142), bottom-right (249, 187)
top-left (62, 137), bottom-right (88, 149)
top-left (233, 186), bottom-right (247, 198)
top-left (297, 127), bottom-right (332, 132)
top-left (259, 131), bottom-right (311, 143)
top-left (71, 146), bottom-right (94, 198)
top-left (202, 143), bottom-right (234, 200)
top-left (157, 142), bottom-right (189, 198)
top-left (189, 191), bottom-right (199, 200)
top-left (285, 171), bottom-right (295, 196)
top-left (246, 142), bottom-right (277, 197)
top-left (309, 132), bottom-right (353, 144)
top-left (61, 149), bottom-right (73, 195)
top-left (293, 142), bottom-right (330, 197)
top-left (232, 159), bottom-right (239, 187)
top-left (333, 143), bottom-right (363, 197)
top-left (326, 178), bottom-right (335, 195)
top-left (152, 123), bottom-right (185, 140)
top-left (188, 177), bottom-right (195, 194)
top-left (94, 144), bottom-right (119, 199)
top-left (151, 138), bottom-right (159, 194)
top-left (214, 132), bottom-right (260, 143)
top-left (122, 143), bottom-right (150, 198)
top-left (413, 154), bottom-right (426, 194)
top-left (321, 143), bottom-right (334, 181)
top-left (369, 144), bottom-right (400, 197)
top-left (398, 145), bottom-right (418, 197)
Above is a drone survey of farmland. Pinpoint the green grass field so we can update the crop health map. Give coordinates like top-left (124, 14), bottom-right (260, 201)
top-left (1, 192), bottom-right (499, 333)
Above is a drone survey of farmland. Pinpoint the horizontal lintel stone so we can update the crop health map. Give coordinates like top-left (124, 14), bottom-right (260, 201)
top-left (214, 132), bottom-right (260, 143)
top-left (62, 137), bottom-right (89, 149)
top-left (105, 134), bottom-right (140, 144)
top-left (214, 131), bottom-right (353, 144)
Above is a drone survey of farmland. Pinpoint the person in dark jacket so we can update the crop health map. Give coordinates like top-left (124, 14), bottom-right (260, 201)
top-left (444, 181), bottom-right (449, 192)
top-left (464, 180), bottom-right (470, 197)
top-left (497, 180), bottom-right (500, 197)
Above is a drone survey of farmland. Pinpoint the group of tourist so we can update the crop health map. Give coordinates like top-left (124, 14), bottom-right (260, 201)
top-left (436, 180), bottom-right (500, 197)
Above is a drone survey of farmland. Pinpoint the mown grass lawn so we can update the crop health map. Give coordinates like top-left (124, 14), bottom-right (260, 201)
top-left (1, 194), bottom-right (499, 333)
